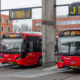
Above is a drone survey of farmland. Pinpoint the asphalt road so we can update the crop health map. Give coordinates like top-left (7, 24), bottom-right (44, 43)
top-left (0, 64), bottom-right (80, 80)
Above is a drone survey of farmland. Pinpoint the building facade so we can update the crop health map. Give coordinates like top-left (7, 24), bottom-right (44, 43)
top-left (32, 16), bottom-right (80, 33)
top-left (32, 19), bottom-right (42, 32)
top-left (0, 14), bottom-right (13, 36)
top-left (56, 16), bottom-right (80, 30)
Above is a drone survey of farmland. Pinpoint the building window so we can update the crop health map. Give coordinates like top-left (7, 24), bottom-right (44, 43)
top-left (6, 19), bottom-right (9, 24)
top-left (35, 23), bottom-right (41, 27)
top-left (38, 30), bottom-right (40, 32)
top-left (35, 30), bottom-right (40, 32)
top-left (57, 20), bottom-right (80, 25)
top-left (7, 27), bottom-right (10, 32)
top-left (1, 27), bottom-right (4, 32)
top-left (35, 30), bottom-right (38, 32)
top-left (0, 18), bottom-right (4, 23)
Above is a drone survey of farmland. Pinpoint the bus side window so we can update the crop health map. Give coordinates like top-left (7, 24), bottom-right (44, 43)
top-left (29, 41), bottom-right (33, 52)
top-left (26, 41), bottom-right (30, 52)
top-left (26, 36), bottom-right (42, 52)
top-left (26, 37), bottom-right (34, 52)
top-left (26, 41), bottom-right (33, 52)
top-left (36, 38), bottom-right (42, 52)
top-left (39, 38), bottom-right (42, 52)
top-left (33, 37), bottom-right (42, 52)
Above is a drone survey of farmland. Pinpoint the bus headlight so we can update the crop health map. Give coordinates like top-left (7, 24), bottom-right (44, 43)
top-left (16, 56), bottom-right (22, 60)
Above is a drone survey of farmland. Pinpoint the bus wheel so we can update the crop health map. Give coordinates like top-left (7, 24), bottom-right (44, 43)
top-left (38, 57), bottom-right (42, 66)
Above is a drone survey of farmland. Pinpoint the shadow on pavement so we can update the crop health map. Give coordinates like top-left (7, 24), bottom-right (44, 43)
top-left (2, 64), bottom-right (41, 70)
top-left (58, 68), bottom-right (80, 74)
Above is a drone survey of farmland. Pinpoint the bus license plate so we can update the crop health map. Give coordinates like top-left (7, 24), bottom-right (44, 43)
top-left (70, 66), bottom-right (78, 68)
top-left (8, 62), bottom-right (13, 64)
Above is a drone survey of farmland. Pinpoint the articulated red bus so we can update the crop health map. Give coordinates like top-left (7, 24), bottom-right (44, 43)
top-left (0, 32), bottom-right (42, 66)
top-left (56, 29), bottom-right (80, 69)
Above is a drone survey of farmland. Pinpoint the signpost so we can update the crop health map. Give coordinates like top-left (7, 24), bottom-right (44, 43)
top-left (9, 8), bottom-right (32, 20)
top-left (69, 3), bottom-right (80, 16)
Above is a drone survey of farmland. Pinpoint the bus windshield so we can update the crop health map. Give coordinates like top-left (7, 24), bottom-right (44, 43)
top-left (58, 36), bottom-right (80, 56)
top-left (0, 39), bottom-right (23, 53)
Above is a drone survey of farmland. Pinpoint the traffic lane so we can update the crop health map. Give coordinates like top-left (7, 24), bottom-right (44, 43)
top-left (65, 74), bottom-right (80, 80)
top-left (0, 69), bottom-right (79, 80)
top-left (0, 68), bottom-right (79, 79)
top-left (0, 64), bottom-right (80, 80)
top-left (33, 69), bottom-right (80, 80)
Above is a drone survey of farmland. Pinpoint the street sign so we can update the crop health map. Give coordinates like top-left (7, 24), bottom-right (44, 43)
top-left (69, 3), bottom-right (80, 16)
top-left (9, 8), bottom-right (32, 20)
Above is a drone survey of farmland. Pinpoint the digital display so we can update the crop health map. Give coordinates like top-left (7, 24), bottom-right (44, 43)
top-left (59, 30), bottom-right (80, 37)
top-left (3, 34), bottom-right (23, 38)
top-left (9, 35), bottom-right (17, 38)
top-left (9, 8), bottom-right (32, 20)
top-left (69, 3), bottom-right (80, 16)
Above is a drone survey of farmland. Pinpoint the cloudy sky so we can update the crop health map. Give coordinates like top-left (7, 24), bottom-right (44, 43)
top-left (1, 0), bottom-right (80, 16)
top-left (1, 0), bottom-right (42, 28)
top-left (1, 0), bottom-right (42, 18)
top-left (1, 0), bottom-right (80, 28)
top-left (1, 0), bottom-right (42, 9)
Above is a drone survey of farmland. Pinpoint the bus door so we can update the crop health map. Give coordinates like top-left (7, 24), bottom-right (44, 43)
top-left (22, 36), bottom-right (42, 63)
top-left (21, 36), bottom-right (37, 63)
top-left (26, 36), bottom-right (42, 63)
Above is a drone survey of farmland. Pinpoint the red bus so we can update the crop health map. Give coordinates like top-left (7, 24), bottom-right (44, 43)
top-left (0, 32), bottom-right (42, 66)
top-left (56, 29), bottom-right (80, 69)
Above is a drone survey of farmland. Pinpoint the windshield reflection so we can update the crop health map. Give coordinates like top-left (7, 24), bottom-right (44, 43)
top-left (0, 39), bottom-right (23, 53)
top-left (58, 37), bottom-right (80, 56)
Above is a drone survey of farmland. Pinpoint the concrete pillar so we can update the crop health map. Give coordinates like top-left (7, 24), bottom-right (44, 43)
top-left (42, 0), bottom-right (56, 66)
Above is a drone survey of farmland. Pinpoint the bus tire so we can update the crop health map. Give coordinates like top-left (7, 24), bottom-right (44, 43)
top-left (38, 56), bottom-right (42, 66)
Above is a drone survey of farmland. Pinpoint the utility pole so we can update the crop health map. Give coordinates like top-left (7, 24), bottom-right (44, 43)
top-left (42, 0), bottom-right (56, 66)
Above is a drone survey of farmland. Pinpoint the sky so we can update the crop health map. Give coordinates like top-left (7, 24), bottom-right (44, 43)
top-left (2, 0), bottom-right (80, 17)
top-left (1, 0), bottom-right (42, 18)
top-left (1, 0), bottom-right (80, 28)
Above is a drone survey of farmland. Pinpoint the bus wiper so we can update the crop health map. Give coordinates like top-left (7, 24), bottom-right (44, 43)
top-left (6, 47), bottom-right (19, 51)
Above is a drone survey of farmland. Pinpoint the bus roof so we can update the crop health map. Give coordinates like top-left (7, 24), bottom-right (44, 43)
top-left (2, 32), bottom-right (42, 38)
top-left (2, 32), bottom-right (42, 35)
top-left (23, 32), bottom-right (42, 35)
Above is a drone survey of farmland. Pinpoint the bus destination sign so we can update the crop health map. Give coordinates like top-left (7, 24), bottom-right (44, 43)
top-left (69, 3), bottom-right (80, 16)
top-left (60, 30), bottom-right (80, 37)
top-left (9, 8), bottom-right (32, 20)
